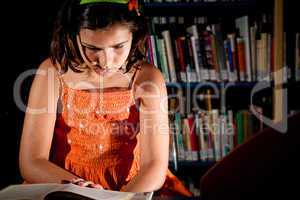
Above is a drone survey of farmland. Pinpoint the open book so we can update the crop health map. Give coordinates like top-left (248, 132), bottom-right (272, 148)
top-left (0, 183), bottom-right (153, 200)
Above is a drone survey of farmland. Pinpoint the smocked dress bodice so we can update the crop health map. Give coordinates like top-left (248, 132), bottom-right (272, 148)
top-left (49, 66), bottom-right (193, 196)
top-left (50, 67), bottom-right (141, 191)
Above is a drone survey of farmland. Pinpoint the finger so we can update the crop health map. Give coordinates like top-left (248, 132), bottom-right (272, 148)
top-left (71, 178), bottom-right (85, 184)
top-left (90, 183), bottom-right (103, 189)
top-left (78, 181), bottom-right (94, 187)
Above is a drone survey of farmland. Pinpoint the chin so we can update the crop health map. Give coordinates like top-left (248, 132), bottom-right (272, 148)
top-left (94, 67), bottom-right (120, 76)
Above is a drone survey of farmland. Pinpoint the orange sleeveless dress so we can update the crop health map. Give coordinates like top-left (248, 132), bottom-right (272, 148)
top-left (50, 66), bottom-right (192, 197)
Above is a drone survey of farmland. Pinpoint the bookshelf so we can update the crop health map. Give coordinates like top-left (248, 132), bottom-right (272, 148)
top-left (143, 0), bottom-right (299, 197)
top-left (143, 1), bottom-right (270, 17)
top-left (166, 81), bottom-right (257, 88)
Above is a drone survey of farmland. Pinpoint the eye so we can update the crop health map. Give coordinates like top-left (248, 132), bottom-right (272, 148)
top-left (114, 44), bottom-right (124, 49)
top-left (85, 47), bottom-right (99, 52)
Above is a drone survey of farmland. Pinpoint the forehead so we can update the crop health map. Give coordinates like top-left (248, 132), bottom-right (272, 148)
top-left (79, 24), bottom-right (132, 44)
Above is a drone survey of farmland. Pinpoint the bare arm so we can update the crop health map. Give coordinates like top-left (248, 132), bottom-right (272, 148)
top-left (19, 59), bottom-right (79, 183)
top-left (122, 64), bottom-right (169, 193)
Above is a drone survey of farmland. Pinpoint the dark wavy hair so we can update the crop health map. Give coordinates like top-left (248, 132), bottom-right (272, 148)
top-left (50, 0), bottom-right (149, 74)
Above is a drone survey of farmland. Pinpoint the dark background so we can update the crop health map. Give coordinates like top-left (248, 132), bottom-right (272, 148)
top-left (1, 0), bottom-right (63, 189)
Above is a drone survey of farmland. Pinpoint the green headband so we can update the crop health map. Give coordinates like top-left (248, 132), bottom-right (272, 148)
top-left (80, 0), bottom-right (141, 16)
top-left (80, 0), bottom-right (128, 5)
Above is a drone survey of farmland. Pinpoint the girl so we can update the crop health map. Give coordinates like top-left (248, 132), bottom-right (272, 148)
top-left (19, 0), bottom-right (192, 196)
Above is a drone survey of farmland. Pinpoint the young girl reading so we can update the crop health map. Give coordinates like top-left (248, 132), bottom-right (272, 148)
top-left (19, 0), bottom-right (192, 197)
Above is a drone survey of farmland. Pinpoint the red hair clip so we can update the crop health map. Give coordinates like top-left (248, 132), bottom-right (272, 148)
top-left (128, 0), bottom-right (140, 16)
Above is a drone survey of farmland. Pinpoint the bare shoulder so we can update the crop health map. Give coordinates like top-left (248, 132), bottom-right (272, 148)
top-left (135, 62), bottom-right (167, 99)
top-left (35, 58), bottom-right (62, 84)
top-left (37, 58), bottom-right (60, 74)
top-left (24, 58), bottom-right (61, 114)
top-left (31, 58), bottom-right (61, 95)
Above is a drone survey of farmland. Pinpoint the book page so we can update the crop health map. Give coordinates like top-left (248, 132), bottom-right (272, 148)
top-left (0, 183), bottom-right (153, 200)
top-left (55, 184), bottom-right (135, 200)
top-left (0, 183), bottom-right (65, 200)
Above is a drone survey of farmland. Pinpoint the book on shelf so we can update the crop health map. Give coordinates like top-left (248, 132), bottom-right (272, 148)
top-left (0, 183), bottom-right (153, 200)
top-left (173, 110), bottom-right (263, 163)
top-left (162, 29), bottom-right (178, 82)
top-left (224, 33), bottom-right (239, 82)
top-left (186, 24), bottom-right (204, 82)
top-left (167, 87), bottom-right (264, 163)
top-left (235, 15), bottom-right (252, 82)
top-left (147, 14), bottom-right (299, 84)
top-left (212, 23), bottom-right (228, 82)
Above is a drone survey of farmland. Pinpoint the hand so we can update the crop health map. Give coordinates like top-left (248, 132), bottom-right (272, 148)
top-left (62, 178), bottom-right (103, 189)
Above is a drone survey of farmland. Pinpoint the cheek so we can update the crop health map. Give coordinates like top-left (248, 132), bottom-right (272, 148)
top-left (84, 50), bottom-right (98, 60)
top-left (114, 47), bottom-right (131, 63)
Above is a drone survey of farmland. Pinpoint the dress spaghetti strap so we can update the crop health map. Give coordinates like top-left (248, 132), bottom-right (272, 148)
top-left (128, 64), bottom-right (141, 91)
top-left (55, 70), bottom-right (66, 114)
top-left (56, 64), bottom-right (141, 93)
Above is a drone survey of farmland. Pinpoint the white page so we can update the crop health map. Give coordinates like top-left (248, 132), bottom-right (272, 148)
top-left (0, 183), bottom-right (153, 200)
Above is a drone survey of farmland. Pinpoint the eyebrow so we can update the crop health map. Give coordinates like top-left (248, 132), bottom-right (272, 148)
top-left (81, 40), bottom-right (129, 50)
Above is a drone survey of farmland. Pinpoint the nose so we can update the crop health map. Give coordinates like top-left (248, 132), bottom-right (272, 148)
top-left (97, 50), bottom-right (112, 69)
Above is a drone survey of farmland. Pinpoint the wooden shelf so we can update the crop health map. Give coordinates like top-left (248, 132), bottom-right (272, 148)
top-left (142, 1), bottom-right (271, 16)
top-left (166, 81), bottom-right (258, 89)
top-left (166, 80), bottom-right (300, 89)
top-left (169, 160), bottom-right (216, 169)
